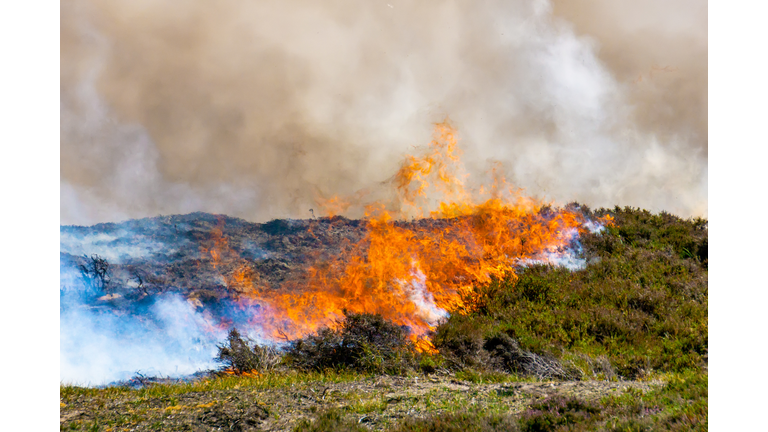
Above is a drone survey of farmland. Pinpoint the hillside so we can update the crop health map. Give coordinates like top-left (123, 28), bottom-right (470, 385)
top-left (60, 205), bottom-right (707, 431)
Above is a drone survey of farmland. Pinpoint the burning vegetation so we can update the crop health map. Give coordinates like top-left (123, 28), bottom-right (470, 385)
top-left (60, 121), bottom-right (707, 399)
top-left (60, 126), bottom-right (708, 427)
top-left (196, 121), bottom-right (613, 354)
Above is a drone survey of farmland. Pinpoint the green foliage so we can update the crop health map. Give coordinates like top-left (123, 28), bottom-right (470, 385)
top-left (519, 396), bottom-right (602, 431)
top-left (601, 370), bottom-right (707, 431)
top-left (286, 311), bottom-right (418, 374)
top-left (433, 206), bottom-right (708, 379)
top-left (601, 206), bottom-right (708, 266)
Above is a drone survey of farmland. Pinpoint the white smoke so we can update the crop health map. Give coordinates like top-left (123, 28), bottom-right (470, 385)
top-left (61, 0), bottom-right (707, 225)
top-left (60, 292), bottom-right (224, 386)
top-left (399, 264), bottom-right (449, 326)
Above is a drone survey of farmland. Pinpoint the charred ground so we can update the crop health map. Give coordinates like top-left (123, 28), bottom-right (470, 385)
top-left (61, 213), bottom-right (368, 304)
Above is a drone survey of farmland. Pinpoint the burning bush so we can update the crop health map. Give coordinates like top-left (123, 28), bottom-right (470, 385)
top-left (285, 311), bottom-right (417, 374)
top-left (216, 328), bottom-right (282, 374)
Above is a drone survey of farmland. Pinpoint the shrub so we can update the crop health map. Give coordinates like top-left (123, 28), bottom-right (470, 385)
top-left (519, 396), bottom-right (602, 432)
top-left (484, 334), bottom-right (577, 380)
top-left (433, 315), bottom-right (576, 379)
top-left (293, 409), bottom-right (368, 432)
top-left (432, 314), bottom-right (490, 370)
top-left (393, 411), bottom-right (520, 432)
top-left (216, 328), bottom-right (282, 374)
top-left (286, 311), bottom-right (417, 374)
top-left (78, 254), bottom-right (112, 293)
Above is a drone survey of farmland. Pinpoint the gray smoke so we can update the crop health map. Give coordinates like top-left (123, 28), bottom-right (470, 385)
top-left (61, 0), bottom-right (707, 223)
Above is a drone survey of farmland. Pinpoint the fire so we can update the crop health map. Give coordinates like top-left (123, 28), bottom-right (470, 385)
top-left (205, 120), bottom-right (611, 352)
top-left (221, 368), bottom-right (260, 378)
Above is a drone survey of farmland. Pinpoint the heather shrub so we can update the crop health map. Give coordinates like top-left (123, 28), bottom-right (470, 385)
top-left (432, 314), bottom-right (491, 370)
top-left (216, 328), bottom-right (282, 374)
top-left (286, 311), bottom-right (417, 374)
top-left (393, 411), bottom-right (520, 432)
top-left (293, 409), bottom-right (368, 432)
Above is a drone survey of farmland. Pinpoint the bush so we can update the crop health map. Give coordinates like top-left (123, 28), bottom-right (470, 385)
top-left (484, 334), bottom-right (577, 380)
top-left (393, 411), bottom-right (520, 432)
top-left (293, 409), bottom-right (368, 432)
top-left (432, 314), bottom-right (491, 370)
top-left (519, 396), bottom-right (602, 432)
top-left (432, 315), bottom-right (576, 379)
top-left (285, 311), bottom-right (417, 374)
top-left (78, 254), bottom-right (112, 293)
top-left (216, 328), bottom-right (282, 374)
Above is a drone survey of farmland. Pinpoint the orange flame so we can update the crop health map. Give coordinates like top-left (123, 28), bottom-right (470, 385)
top-left (221, 368), bottom-right (260, 378)
top-left (206, 120), bottom-right (609, 352)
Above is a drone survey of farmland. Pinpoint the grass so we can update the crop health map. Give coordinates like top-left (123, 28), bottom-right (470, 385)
top-left (289, 371), bottom-right (706, 431)
top-left (61, 369), bottom-right (368, 401)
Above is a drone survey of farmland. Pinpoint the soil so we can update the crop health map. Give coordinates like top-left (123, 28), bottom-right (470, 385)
top-left (60, 375), bottom-right (663, 431)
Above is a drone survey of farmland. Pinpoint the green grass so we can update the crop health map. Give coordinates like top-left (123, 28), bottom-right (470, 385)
top-left (294, 371), bottom-right (706, 431)
top-left (61, 369), bottom-right (368, 401)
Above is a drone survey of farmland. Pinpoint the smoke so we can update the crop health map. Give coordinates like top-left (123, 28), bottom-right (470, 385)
top-left (59, 289), bottom-right (224, 386)
top-left (59, 245), bottom-right (261, 385)
top-left (61, 0), bottom-right (706, 225)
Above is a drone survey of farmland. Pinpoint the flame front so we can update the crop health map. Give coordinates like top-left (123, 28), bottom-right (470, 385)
top-left (205, 121), bottom-right (612, 351)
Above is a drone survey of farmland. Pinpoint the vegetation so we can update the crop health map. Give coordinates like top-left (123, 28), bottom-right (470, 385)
top-left (435, 205), bottom-right (707, 379)
top-left (77, 254), bottom-right (112, 294)
top-left (60, 206), bottom-right (707, 430)
top-left (286, 311), bottom-right (419, 374)
top-left (290, 371), bottom-right (706, 431)
top-left (216, 328), bottom-right (282, 374)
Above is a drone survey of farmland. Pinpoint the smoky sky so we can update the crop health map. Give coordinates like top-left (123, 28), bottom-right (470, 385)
top-left (61, 0), bottom-right (707, 225)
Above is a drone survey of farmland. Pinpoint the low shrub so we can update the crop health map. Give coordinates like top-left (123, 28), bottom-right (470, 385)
top-left (433, 317), bottom-right (577, 379)
top-left (519, 396), bottom-right (602, 431)
top-left (293, 409), bottom-right (368, 432)
top-left (285, 311), bottom-right (417, 374)
top-left (432, 314), bottom-right (491, 370)
top-left (393, 411), bottom-right (520, 432)
top-left (216, 328), bottom-right (282, 374)
top-left (483, 333), bottom-right (578, 380)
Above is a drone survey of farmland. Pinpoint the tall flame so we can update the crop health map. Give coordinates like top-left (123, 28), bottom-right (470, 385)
top-left (204, 120), bottom-right (612, 351)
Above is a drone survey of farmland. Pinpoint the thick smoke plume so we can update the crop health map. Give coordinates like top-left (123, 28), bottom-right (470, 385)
top-left (61, 0), bottom-right (707, 225)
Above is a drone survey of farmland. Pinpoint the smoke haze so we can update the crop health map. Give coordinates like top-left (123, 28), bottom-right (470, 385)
top-left (61, 0), bottom-right (707, 225)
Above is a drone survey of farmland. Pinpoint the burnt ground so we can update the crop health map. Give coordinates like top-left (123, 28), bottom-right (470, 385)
top-left (61, 213), bottom-right (370, 310)
top-left (60, 374), bottom-right (663, 431)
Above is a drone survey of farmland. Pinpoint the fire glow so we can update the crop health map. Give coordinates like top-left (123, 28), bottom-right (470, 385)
top-left (203, 121), bottom-right (613, 352)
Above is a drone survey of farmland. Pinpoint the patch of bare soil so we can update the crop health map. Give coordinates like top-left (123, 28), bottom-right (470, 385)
top-left (60, 375), bottom-right (663, 431)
